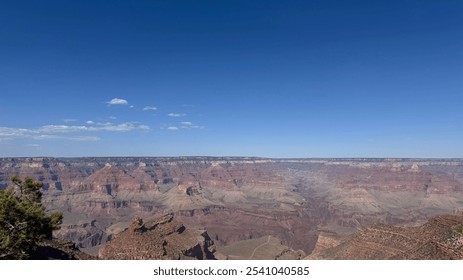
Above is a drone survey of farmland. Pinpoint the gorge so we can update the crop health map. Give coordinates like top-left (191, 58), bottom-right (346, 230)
top-left (1, 157), bottom-right (462, 259)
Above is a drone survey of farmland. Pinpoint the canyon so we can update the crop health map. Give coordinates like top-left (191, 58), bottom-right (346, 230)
top-left (309, 214), bottom-right (463, 259)
top-left (1, 157), bottom-right (463, 259)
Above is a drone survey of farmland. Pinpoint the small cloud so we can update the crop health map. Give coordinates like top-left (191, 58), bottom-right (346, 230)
top-left (107, 98), bottom-right (128, 106)
top-left (168, 113), bottom-right (186, 117)
top-left (69, 136), bottom-right (101, 142)
top-left (138, 125), bottom-right (150, 130)
top-left (33, 135), bottom-right (101, 141)
top-left (143, 106), bottom-right (157, 111)
top-left (89, 122), bottom-right (150, 132)
top-left (86, 120), bottom-right (94, 125)
top-left (167, 126), bottom-right (179, 130)
top-left (39, 125), bottom-right (88, 133)
top-left (32, 135), bottom-right (55, 140)
top-left (63, 119), bottom-right (78, 123)
top-left (0, 127), bottom-right (32, 140)
top-left (109, 116), bottom-right (117, 120)
top-left (179, 121), bottom-right (204, 129)
top-left (92, 122), bottom-right (135, 132)
top-left (130, 105), bottom-right (134, 108)
top-left (27, 144), bottom-right (41, 147)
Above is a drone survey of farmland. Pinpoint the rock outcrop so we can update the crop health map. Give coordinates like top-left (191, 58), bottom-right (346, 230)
top-left (316, 214), bottom-right (463, 259)
top-left (32, 239), bottom-right (97, 260)
top-left (99, 215), bottom-right (216, 260)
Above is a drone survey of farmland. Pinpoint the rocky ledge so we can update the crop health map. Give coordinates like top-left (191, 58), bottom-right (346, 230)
top-left (99, 214), bottom-right (216, 260)
top-left (32, 239), bottom-right (97, 260)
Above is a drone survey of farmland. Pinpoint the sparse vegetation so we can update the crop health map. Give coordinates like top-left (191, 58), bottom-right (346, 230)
top-left (456, 225), bottom-right (463, 235)
top-left (0, 176), bottom-right (63, 259)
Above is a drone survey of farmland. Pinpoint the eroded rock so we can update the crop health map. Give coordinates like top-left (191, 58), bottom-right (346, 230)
top-left (99, 215), bottom-right (216, 260)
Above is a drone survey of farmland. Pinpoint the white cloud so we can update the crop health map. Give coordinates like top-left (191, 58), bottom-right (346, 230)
top-left (109, 116), bottom-right (117, 120)
top-left (70, 136), bottom-right (101, 141)
top-left (96, 122), bottom-right (112, 126)
top-left (72, 136), bottom-right (101, 141)
top-left (0, 121), bottom-right (150, 141)
top-left (33, 135), bottom-right (101, 141)
top-left (107, 98), bottom-right (128, 105)
top-left (163, 121), bottom-right (204, 131)
top-left (130, 105), bottom-right (134, 108)
top-left (143, 106), bottom-right (157, 111)
top-left (86, 120), bottom-right (95, 125)
top-left (179, 121), bottom-right (204, 129)
top-left (168, 113), bottom-right (186, 117)
top-left (182, 125), bottom-right (204, 129)
top-left (26, 144), bottom-right (41, 147)
top-left (63, 118), bottom-right (78, 123)
top-left (95, 123), bottom-right (135, 132)
top-left (31, 134), bottom-right (58, 140)
top-left (138, 125), bottom-right (150, 130)
top-left (0, 127), bottom-right (34, 140)
top-left (87, 122), bottom-right (149, 132)
top-left (39, 125), bottom-right (88, 133)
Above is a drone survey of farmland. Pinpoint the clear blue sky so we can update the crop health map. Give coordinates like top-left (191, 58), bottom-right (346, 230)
top-left (0, 0), bottom-right (462, 158)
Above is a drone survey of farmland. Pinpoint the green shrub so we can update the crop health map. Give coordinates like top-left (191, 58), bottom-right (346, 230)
top-left (0, 176), bottom-right (62, 259)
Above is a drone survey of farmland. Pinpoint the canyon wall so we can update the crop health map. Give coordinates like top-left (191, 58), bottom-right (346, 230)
top-left (1, 157), bottom-right (463, 256)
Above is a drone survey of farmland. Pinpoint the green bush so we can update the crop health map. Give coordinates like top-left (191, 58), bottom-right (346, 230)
top-left (456, 225), bottom-right (463, 235)
top-left (0, 176), bottom-right (63, 259)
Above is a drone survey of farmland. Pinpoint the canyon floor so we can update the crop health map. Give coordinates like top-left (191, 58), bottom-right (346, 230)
top-left (1, 157), bottom-right (463, 259)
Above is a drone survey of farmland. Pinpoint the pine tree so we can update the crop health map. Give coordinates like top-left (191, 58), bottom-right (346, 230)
top-left (0, 176), bottom-right (63, 259)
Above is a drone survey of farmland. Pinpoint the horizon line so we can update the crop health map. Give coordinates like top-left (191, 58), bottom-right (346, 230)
top-left (1, 156), bottom-right (463, 160)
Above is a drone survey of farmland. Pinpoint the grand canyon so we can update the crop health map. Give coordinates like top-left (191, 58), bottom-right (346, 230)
top-left (1, 157), bottom-right (463, 259)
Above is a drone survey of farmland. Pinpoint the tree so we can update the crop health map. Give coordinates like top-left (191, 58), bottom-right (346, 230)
top-left (0, 176), bottom-right (63, 259)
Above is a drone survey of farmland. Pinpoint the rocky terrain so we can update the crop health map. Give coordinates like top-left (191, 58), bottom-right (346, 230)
top-left (99, 215), bottom-right (215, 260)
top-left (1, 157), bottom-right (463, 259)
top-left (216, 235), bottom-right (306, 260)
top-left (311, 214), bottom-right (463, 259)
top-left (31, 239), bottom-right (97, 260)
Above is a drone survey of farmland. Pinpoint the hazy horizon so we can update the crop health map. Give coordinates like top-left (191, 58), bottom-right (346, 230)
top-left (2, 155), bottom-right (463, 161)
top-left (1, 0), bottom-right (462, 158)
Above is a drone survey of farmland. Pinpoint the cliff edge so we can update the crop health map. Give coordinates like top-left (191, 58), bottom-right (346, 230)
top-left (99, 214), bottom-right (216, 259)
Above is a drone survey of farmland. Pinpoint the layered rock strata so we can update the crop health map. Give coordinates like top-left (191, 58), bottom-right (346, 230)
top-left (1, 157), bottom-right (463, 258)
top-left (99, 215), bottom-right (216, 260)
top-left (315, 214), bottom-right (463, 259)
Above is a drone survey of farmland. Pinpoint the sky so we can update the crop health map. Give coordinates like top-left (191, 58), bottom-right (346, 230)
top-left (0, 0), bottom-right (462, 158)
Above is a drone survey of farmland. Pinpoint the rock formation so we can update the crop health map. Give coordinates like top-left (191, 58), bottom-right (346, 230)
top-left (99, 214), bottom-right (216, 260)
top-left (314, 214), bottom-right (463, 259)
top-left (1, 157), bottom-right (463, 259)
top-left (31, 239), bottom-right (97, 260)
top-left (216, 235), bottom-right (306, 260)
